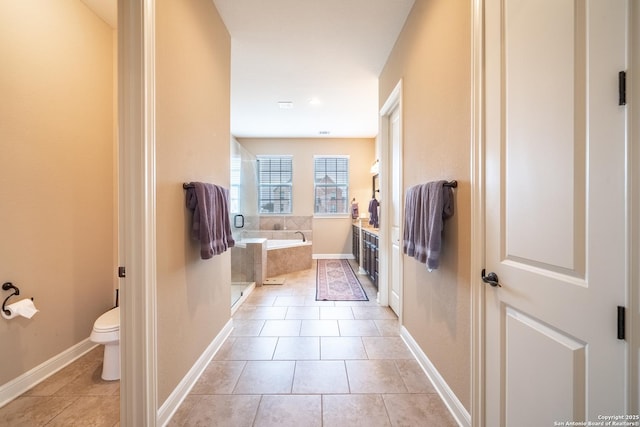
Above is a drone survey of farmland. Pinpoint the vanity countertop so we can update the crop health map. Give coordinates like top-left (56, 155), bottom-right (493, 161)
top-left (352, 221), bottom-right (379, 236)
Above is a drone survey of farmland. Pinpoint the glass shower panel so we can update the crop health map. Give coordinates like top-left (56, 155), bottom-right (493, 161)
top-left (230, 138), bottom-right (258, 307)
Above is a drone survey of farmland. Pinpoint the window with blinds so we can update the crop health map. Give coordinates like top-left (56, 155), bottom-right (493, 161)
top-left (230, 155), bottom-right (241, 213)
top-left (257, 156), bottom-right (293, 214)
top-left (314, 156), bottom-right (349, 215)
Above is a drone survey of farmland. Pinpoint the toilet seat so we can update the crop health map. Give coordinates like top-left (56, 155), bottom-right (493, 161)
top-left (90, 306), bottom-right (120, 345)
top-left (93, 307), bottom-right (119, 332)
top-left (90, 306), bottom-right (121, 380)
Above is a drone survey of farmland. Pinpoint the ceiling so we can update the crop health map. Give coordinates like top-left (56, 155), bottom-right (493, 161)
top-left (214, 0), bottom-right (415, 138)
top-left (82, 0), bottom-right (415, 139)
top-left (81, 0), bottom-right (117, 28)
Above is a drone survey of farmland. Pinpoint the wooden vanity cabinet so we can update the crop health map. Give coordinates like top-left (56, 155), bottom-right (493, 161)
top-left (352, 224), bottom-right (360, 263)
top-left (352, 225), bottom-right (378, 289)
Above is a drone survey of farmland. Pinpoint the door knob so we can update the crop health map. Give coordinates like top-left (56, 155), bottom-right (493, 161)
top-left (481, 269), bottom-right (501, 287)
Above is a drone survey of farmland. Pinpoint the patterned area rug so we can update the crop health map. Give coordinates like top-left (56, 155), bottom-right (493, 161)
top-left (316, 259), bottom-right (368, 301)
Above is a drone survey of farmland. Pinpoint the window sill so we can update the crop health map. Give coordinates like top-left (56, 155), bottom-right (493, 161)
top-left (313, 214), bottom-right (351, 219)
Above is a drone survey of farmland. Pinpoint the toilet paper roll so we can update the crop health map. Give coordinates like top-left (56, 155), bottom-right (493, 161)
top-left (2, 298), bottom-right (39, 320)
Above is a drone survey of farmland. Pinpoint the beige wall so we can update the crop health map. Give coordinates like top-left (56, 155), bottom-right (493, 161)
top-left (238, 138), bottom-right (375, 255)
top-left (379, 0), bottom-right (472, 410)
top-left (0, 2), bottom-right (115, 384)
top-left (156, 0), bottom-right (231, 405)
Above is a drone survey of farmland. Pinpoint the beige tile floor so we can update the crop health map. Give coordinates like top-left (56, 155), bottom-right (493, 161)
top-left (0, 261), bottom-right (457, 426)
top-left (169, 262), bottom-right (457, 427)
top-left (0, 346), bottom-right (120, 427)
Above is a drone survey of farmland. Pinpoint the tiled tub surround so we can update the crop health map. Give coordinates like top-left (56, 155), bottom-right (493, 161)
top-left (238, 215), bottom-right (313, 242)
top-left (266, 241), bottom-right (313, 278)
top-left (232, 215), bottom-right (313, 279)
top-left (242, 230), bottom-right (313, 241)
top-left (233, 239), bottom-right (268, 286)
top-left (233, 237), bottom-right (313, 284)
top-left (231, 244), bottom-right (255, 283)
top-left (259, 215), bottom-right (312, 232)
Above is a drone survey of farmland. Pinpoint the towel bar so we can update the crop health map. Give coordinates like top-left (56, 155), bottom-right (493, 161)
top-left (444, 180), bottom-right (457, 188)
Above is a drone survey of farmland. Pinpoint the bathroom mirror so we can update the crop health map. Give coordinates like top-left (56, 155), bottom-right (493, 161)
top-left (372, 174), bottom-right (379, 198)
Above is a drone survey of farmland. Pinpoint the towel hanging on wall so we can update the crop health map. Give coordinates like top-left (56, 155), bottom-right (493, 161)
top-left (368, 198), bottom-right (379, 228)
top-left (351, 198), bottom-right (359, 219)
top-left (403, 180), bottom-right (454, 271)
top-left (185, 182), bottom-right (235, 259)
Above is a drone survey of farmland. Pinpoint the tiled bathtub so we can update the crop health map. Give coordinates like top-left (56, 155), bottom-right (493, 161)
top-left (265, 239), bottom-right (313, 278)
top-left (234, 238), bottom-right (313, 284)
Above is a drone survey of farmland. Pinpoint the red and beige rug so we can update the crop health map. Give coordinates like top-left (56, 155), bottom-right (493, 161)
top-left (316, 259), bottom-right (368, 301)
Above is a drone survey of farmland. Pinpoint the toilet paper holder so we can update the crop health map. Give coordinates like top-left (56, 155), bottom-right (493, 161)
top-left (2, 282), bottom-right (32, 316)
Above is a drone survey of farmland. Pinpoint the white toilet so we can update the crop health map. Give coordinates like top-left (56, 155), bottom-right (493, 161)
top-left (90, 306), bottom-right (120, 381)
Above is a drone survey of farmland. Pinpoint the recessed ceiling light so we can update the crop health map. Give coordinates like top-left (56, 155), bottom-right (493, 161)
top-left (278, 101), bottom-right (293, 109)
top-left (309, 97), bottom-right (321, 106)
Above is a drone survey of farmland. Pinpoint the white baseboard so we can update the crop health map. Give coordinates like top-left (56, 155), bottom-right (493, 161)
top-left (157, 319), bottom-right (233, 426)
top-left (312, 254), bottom-right (355, 260)
top-left (400, 326), bottom-right (471, 427)
top-left (0, 338), bottom-right (97, 408)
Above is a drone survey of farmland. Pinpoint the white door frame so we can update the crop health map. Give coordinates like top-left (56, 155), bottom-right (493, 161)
top-left (630, 0), bottom-right (640, 416)
top-left (470, 1), bottom-right (639, 425)
top-left (118, 0), bottom-right (158, 425)
top-left (379, 79), bottom-right (404, 319)
top-left (470, 0), bottom-right (485, 425)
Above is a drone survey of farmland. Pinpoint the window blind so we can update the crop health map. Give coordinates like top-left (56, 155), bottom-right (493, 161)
top-left (257, 156), bottom-right (293, 214)
top-left (314, 156), bottom-right (349, 214)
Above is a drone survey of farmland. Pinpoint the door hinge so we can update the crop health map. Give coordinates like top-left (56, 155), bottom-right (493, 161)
top-left (617, 306), bottom-right (625, 340)
top-left (619, 71), bottom-right (626, 106)
top-left (118, 266), bottom-right (126, 278)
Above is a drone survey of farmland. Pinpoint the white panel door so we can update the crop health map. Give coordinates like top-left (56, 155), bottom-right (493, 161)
top-left (484, 0), bottom-right (628, 425)
top-left (390, 107), bottom-right (402, 316)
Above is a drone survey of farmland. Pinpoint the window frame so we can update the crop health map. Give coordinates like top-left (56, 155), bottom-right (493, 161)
top-left (257, 155), bottom-right (293, 215)
top-left (229, 153), bottom-right (241, 214)
top-left (313, 155), bottom-right (350, 217)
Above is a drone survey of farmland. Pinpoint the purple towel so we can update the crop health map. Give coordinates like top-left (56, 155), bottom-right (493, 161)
top-left (403, 180), bottom-right (454, 270)
top-left (368, 198), bottom-right (379, 228)
top-left (351, 201), bottom-right (359, 219)
top-left (424, 181), bottom-right (453, 270)
top-left (403, 184), bottom-right (421, 258)
top-left (186, 182), bottom-right (235, 259)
